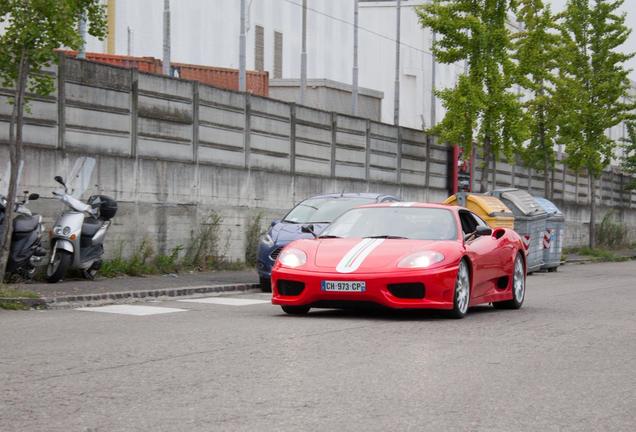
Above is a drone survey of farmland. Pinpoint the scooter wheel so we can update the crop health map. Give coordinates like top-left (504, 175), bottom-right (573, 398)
top-left (46, 250), bottom-right (72, 283)
top-left (81, 261), bottom-right (101, 281)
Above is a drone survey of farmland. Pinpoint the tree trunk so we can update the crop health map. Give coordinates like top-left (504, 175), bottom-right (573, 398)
top-left (0, 52), bottom-right (29, 281)
top-left (479, 136), bottom-right (492, 193)
top-left (588, 174), bottom-right (596, 249)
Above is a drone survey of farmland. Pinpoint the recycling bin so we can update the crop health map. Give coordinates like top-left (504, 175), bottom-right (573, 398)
top-left (488, 189), bottom-right (548, 273)
top-left (443, 192), bottom-right (515, 229)
top-left (533, 197), bottom-right (565, 272)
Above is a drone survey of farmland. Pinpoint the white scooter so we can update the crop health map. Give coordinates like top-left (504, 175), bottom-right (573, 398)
top-left (46, 158), bottom-right (117, 283)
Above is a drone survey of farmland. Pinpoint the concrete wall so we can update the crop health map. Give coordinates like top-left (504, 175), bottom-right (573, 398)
top-left (269, 79), bottom-right (383, 121)
top-left (1, 57), bottom-right (636, 262)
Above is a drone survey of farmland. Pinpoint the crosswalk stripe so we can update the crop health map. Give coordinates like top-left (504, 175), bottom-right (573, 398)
top-left (178, 297), bottom-right (270, 306)
top-left (76, 305), bottom-right (188, 316)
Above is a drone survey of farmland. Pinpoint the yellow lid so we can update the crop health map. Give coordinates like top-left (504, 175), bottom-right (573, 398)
top-left (443, 193), bottom-right (514, 217)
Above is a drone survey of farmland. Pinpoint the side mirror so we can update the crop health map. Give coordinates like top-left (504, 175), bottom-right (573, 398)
top-left (54, 176), bottom-right (65, 186)
top-left (301, 224), bottom-right (316, 237)
top-left (28, 193), bottom-right (39, 201)
top-left (475, 226), bottom-right (493, 237)
top-left (270, 219), bottom-right (280, 227)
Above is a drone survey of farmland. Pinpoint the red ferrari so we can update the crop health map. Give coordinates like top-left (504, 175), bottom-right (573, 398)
top-left (271, 203), bottom-right (527, 318)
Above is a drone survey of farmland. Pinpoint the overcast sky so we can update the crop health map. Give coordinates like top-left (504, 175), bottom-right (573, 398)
top-left (549, 0), bottom-right (636, 82)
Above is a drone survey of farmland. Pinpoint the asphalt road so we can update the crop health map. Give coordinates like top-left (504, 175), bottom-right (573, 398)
top-left (1, 261), bottom-right (635, 432)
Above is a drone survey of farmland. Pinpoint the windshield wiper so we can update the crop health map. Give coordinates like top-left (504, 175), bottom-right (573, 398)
top-left (318, 235), bottom-right (341, 239)
top-left (364, 235), bottom-right (408, 239)
top-left (282, 219), bottom-right (302, 224)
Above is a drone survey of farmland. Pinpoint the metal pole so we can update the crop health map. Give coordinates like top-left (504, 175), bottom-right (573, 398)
top-left (394, 0), bottom-right (401, 126)
top-left (430, 31), bottom-right (436, 128)
top-left (239, 0), bottom-right (247, 92)
top-left (78, 13), bottom-right (87, 59)
top-left (162, 0), bottom-right (171, 76)
top-left (127, 26), bottom-right (132, 56)
top-left (300, 0), bottom-right (308, 104)
top-left (352, 0), bottom-right (359, 115)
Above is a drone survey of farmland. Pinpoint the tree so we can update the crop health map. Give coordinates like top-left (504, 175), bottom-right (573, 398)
top-left (513, 0), bottom-right (561, 198)
top-left (555, 0), bottom-right (634, 248)
top-left (417, 0), bottom-right (527, 192)
top-left (0, 1), bottom-right (106, 281)
top-left (621, 120), bottom-right (636, 190)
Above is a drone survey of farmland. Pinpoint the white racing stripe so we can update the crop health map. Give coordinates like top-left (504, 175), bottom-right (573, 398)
top-left (390, 202), bottom-right (415, 207)
top-left (336, 238), bottom-right (385, 273)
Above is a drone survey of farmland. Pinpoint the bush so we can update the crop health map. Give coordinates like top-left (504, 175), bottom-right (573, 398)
top-left (244, 212), bottom-right (264, 266)
top-left (596, 210), bottom-right (628, 248)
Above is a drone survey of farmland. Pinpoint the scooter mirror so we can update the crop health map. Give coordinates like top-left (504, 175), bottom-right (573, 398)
top-left (54, 176), bottom-right (65, 186)
top-left (29, 193), bottom-right (40, 201)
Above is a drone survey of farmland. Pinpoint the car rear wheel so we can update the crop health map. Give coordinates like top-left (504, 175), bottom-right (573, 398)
top-left (493, 253), bottom-right (525, 310)
top-left (281, 305), bottom-right (310, 315)
top-left (448, 259), bottom-right (470, 319)
top-left (259, 277), bottom-right (272, 292)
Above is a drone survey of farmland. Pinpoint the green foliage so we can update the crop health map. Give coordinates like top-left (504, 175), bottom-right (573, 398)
top-left (596, 210), bottom-right (628, 248)
top-left (0, 0), bottom-right (107, 97)
top-left (564, 246), bottom-right (626, 262)
top-left (513, 0), bottom-right (561, 180)
top-left (555, 0), bottom-right (635, 178)
top-left (621, 121), bottom-right (636, 189)
top-left (183, 212), bottom-right (223, 270)
top-left (417, 0), bottom-right (527, 191)
top-left (244, 212), bottom-right (264, 266)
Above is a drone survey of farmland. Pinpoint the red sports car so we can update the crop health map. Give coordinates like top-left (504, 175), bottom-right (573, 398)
top-left (271, 203), bottom-right (527, 318)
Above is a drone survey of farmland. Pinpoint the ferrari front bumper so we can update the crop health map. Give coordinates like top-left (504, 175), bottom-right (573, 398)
top-left (271, 265), bottom-right (459, 310)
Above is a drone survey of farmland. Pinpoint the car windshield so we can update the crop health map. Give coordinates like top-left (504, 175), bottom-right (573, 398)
top-left (319, 207), bottom-right (458, 241)
top-left (283, 197), bottom-right (376, 224)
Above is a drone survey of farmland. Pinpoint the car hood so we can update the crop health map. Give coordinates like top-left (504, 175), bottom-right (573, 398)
top-left (313, 238), bottom-right (456, 273)
top-left (271, 222), bottom-right (329, 243)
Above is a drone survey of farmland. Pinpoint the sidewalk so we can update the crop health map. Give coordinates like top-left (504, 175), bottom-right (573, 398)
top-left (15, 269), bottom-right (260, 307)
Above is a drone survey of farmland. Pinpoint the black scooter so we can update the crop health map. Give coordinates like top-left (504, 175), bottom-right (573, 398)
top-left (0, 191), bottom-right (47, 280)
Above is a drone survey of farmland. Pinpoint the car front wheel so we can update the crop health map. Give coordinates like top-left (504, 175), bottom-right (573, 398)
top-left (448, 259), bottom-right (470, 319)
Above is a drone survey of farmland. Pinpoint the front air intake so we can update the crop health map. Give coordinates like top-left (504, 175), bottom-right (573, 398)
top-left (277, 280), bottom-right (305, 296)
top-left (387, 283), bottom-right (425, 299)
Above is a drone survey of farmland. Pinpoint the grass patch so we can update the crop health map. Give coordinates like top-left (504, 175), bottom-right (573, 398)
top-left (0, 285), bottom-right (41, 310)
top-left (563, 247), bottom-right (628, 262)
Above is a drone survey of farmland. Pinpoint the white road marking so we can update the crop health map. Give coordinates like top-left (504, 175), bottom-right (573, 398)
top-left (178, 297), bottom-right (270, 306)
top-left (76, 305), bottom-right (188, 316)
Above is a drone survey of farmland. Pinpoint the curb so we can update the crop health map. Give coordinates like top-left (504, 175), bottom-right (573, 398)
top-left (41, 282), bottom-right (261, 309)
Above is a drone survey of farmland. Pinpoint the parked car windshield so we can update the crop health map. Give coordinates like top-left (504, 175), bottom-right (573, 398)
top-left (319, 207), bottom-right (458, 240)
top-left (283, 197), bottom-right (376, 224)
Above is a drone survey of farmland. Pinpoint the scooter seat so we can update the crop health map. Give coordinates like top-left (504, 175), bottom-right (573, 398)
top-left (13, 215), bottom-right (40, 233)
top-left (81, 218), bottom-right (103, 238)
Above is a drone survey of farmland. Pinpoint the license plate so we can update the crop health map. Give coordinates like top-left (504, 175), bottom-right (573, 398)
top-left (321, 280), bottom-right (366, 292)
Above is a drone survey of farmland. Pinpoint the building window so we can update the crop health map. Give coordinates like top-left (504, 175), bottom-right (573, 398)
top-left (255, 25), bottom-right (264, 71)
top-left (274, 31), bottom-right (283, 78)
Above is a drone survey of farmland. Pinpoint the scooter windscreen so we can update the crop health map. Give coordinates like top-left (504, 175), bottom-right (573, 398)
top-left (63, 157), bottom-right (96, 198)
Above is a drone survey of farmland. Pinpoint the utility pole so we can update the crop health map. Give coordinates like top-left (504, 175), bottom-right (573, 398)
top-left (394, 0), bottom-right (401, 126)
top-left (162, 0), bottom-right (171, 76)
top-left (300, 0), bottom-right (308, 105)
top-left (352, 0), bottom-right (359, 115)
top-left (78, 12), bottom-right (87, 59)
top-left (430, 31), bottom-right (436, 128)
top-left (239, 0), bottom-right (247, 92)
top-left (127, 26), bottom-right (133, 56)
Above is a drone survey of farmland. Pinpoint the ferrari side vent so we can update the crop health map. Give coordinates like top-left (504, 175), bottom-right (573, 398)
top-left (387, 283), bottom-right (425, 299)
top-left (278, 280), bottom-right (305, 296)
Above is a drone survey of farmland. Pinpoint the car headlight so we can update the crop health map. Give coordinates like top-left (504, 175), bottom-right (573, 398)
top-left (397, 251), bottom-right (445, 269)
top-left (278, 248), bottom-right (307, 268)
top-left (261, 233), bottom-right (274, 247)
